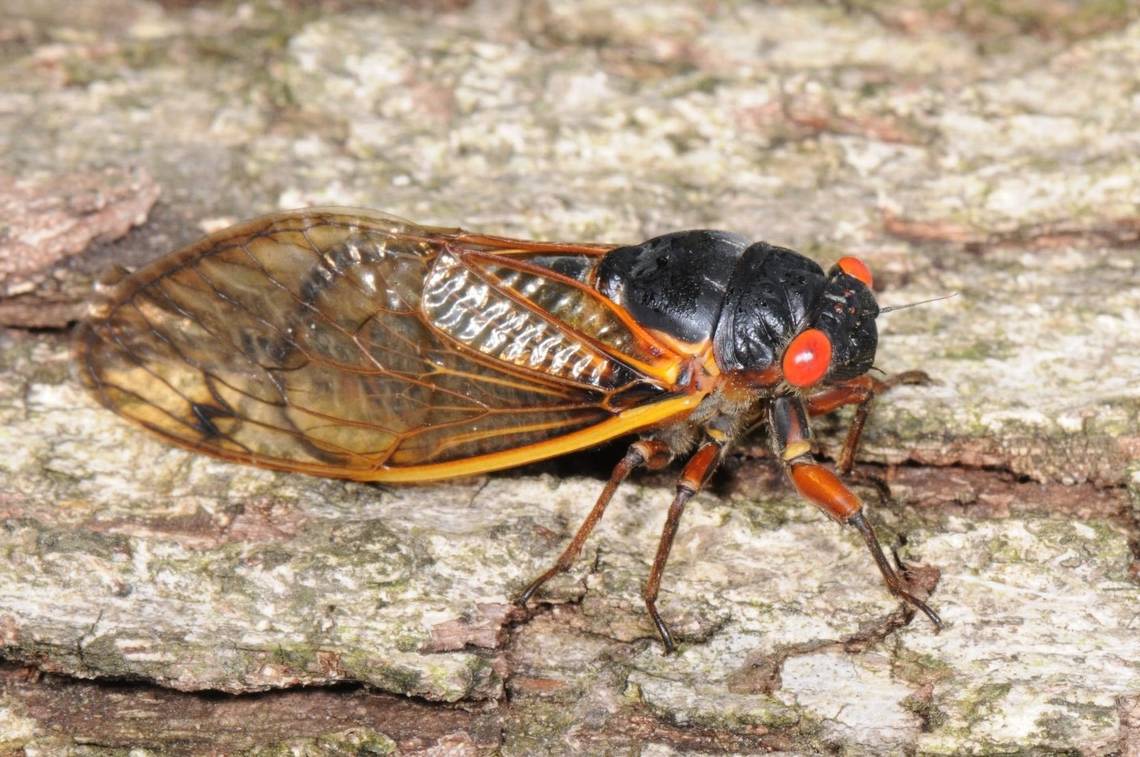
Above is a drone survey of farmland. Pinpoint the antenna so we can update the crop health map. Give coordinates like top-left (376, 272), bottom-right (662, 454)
top-left (879, 292), bottom-right (958, 314)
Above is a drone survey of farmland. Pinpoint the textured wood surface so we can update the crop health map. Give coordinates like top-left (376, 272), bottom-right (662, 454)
top-left (1, 0), bottom-right (1138, 753)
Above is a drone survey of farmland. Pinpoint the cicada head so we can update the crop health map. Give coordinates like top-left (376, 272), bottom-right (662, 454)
top-left (808, 259), bottom-right (879, 384)
top-left (713, 246), bottom-right (879, 390)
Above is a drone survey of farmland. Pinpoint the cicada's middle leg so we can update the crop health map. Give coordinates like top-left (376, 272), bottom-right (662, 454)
top-left (516, 439), bottom-right (673, 607)
top-left (516, 432), bottom-right (734, 655)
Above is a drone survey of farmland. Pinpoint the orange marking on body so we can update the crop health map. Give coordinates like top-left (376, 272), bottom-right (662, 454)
top-left (642, 333), bottom-right (722, 393)
top-left (789, 463), bottom-right (861, 521)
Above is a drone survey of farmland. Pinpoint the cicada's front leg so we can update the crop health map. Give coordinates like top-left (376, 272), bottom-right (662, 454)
top-left (769, 395), bottom-right (942, 629)
top-left (805, 371), bottom-right (929, 476)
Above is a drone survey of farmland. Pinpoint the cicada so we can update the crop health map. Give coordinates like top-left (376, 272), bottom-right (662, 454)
top-left (77, 208), bottom-right (941, 652)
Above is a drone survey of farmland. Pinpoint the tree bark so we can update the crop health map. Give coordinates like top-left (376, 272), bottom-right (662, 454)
top-left (1, 0), bottom-right (1138, 752)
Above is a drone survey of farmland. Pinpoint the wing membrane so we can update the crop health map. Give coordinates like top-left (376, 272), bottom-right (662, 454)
top-left (77, 208), bottom-right (701, 481)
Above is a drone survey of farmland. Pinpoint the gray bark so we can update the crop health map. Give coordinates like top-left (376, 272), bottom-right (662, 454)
top-left (1, 0), bottom-right (1138, 753)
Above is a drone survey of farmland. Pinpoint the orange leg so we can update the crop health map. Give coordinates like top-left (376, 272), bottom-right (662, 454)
top-left (804, 375), bottom-right (882, 416)
top-left (643, 439), bottom-right (725, 653)
top-left (788, 461), bottom-right (941, 628)
top-left (806, 371), bottom-right (929, 476)
top-left (773, 396), bottom-right (942, 629)
top-left (516, 439), bottom-right (673, 607)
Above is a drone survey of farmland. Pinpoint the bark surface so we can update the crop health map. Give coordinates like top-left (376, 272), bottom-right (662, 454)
top-left (1, 0), bottom-right (1138, 753)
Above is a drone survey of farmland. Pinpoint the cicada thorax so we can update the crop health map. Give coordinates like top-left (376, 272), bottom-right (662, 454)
top-left (593, 232), bottom-right (839, 386)
top-left (595, 230), bottom-right (750, 344)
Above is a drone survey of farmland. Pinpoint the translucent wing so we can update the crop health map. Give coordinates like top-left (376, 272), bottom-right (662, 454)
top-left (76, 208), bottom-right (703, 481)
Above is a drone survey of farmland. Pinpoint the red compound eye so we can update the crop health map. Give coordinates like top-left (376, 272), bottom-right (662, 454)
top-left (782, 328), bottom-right (832, 388)
top-left (837, 256), bottom-right (873, 288)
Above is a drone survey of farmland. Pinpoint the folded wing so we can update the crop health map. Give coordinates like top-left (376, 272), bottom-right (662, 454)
top-left (77, 208), bottom-right (702, 481)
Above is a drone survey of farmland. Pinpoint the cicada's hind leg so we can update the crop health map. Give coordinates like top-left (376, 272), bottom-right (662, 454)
top-left (806, 371), bottom-right (929, 476)
top-left (770, 396), bottom-right (942, 629)
top-left (642, 437), bottom-right (726, 654)
top-left (516, 439), bottom-right (673, 607)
